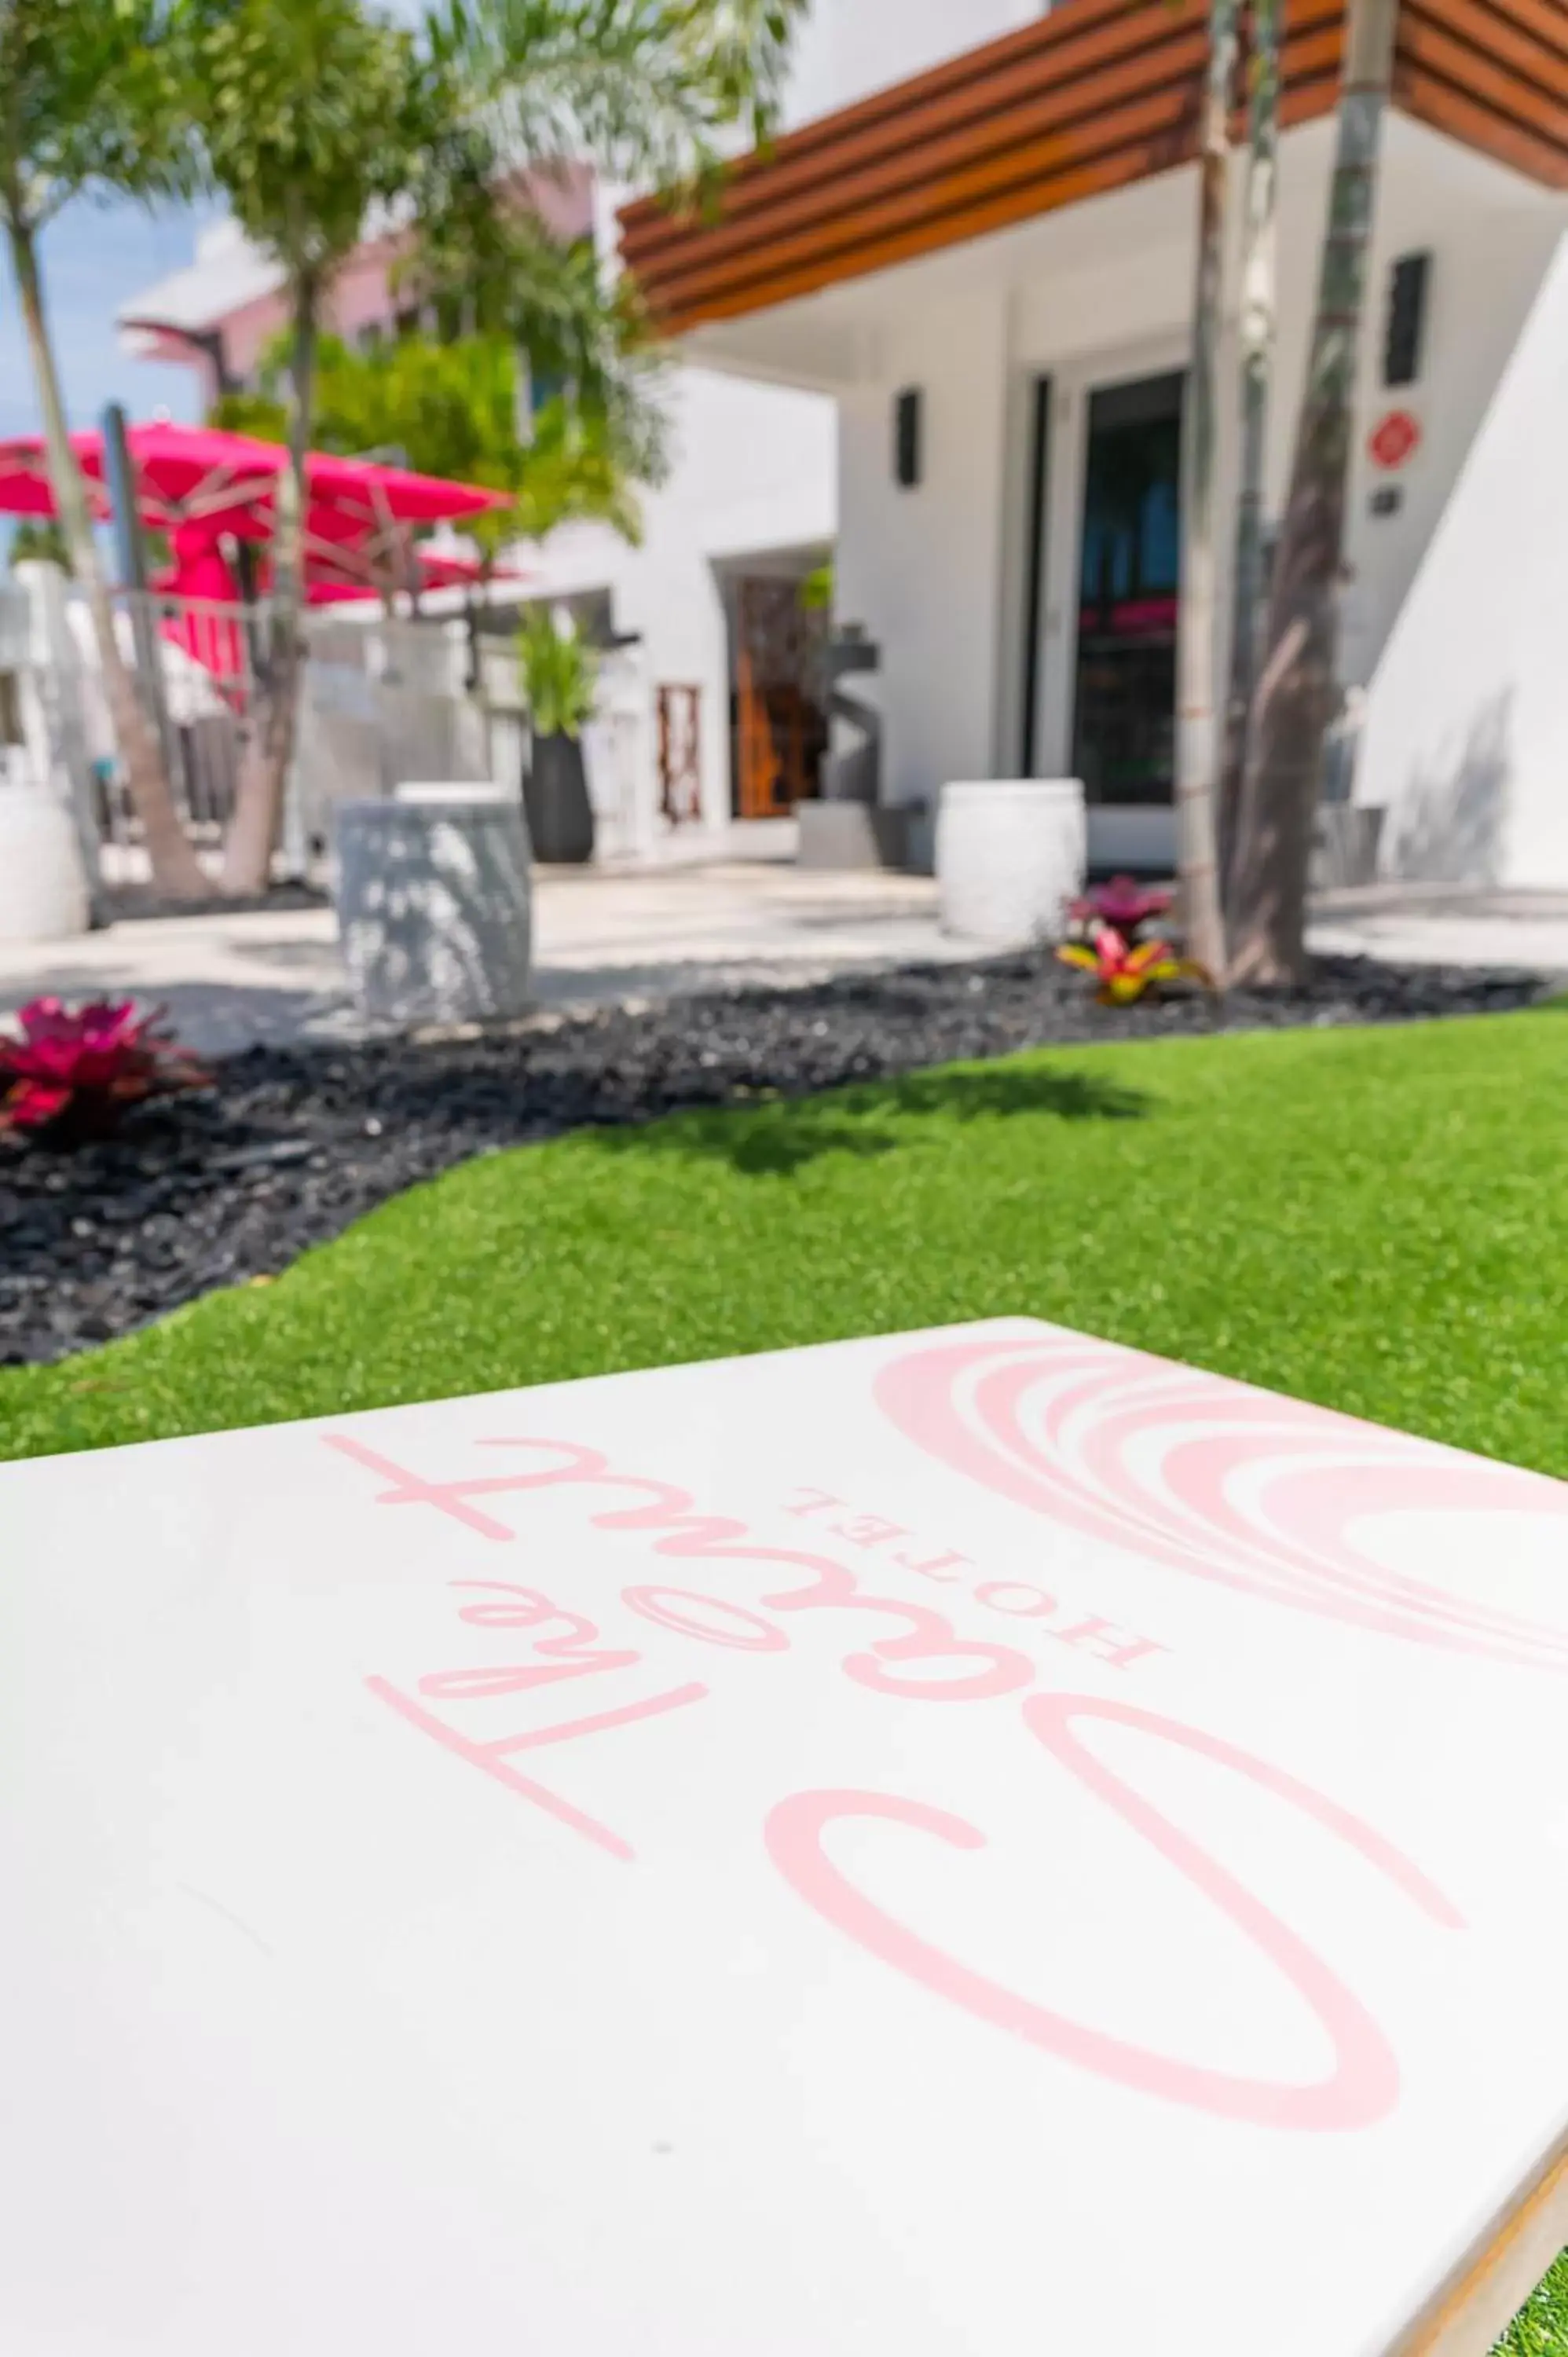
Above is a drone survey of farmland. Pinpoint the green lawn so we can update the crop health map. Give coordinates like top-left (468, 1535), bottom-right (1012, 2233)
top-left (2, 1006), bottom-right (1566, 2348)
top-left (4, 1006), bottom-right (1566, 1476)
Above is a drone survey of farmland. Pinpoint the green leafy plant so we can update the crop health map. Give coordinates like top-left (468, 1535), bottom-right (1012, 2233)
top-left (516, 607), bottom-right (597, 739)
top-left (211, 323), bottom-right (665, 555)
top-left (5, 519), bottom-right (73, 572)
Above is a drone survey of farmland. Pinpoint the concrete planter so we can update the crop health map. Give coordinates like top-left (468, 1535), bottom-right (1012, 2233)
top-left (334, 789), bottom-right (532, 1028)
top-left (0, 786), bottom-right (90, 944)
top-left (936, 779), bottom-right (1086, 944)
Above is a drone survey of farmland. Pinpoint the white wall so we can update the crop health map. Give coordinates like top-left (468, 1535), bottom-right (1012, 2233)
top-left (1334, 133), bottom-right (1567, 702)
top-left (835, 288), bottom-right (1012, 809)
top-left (1357, 219), bottom-right (1568, 889)
top-left (525, 366), bottom-right (836, 830)
top-left (722, 109), bottom-right (1566, 872)
top-left (784, 0), bottom-right (1046, 129)
top-left (998, 116), bottom-right (1560, 721)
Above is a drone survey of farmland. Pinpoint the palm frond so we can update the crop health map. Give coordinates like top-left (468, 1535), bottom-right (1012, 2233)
top-left (437, 0), bottom-right (809, 191)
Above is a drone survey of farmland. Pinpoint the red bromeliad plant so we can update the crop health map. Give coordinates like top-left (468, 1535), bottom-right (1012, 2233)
top-left (0, 998), bottom-right (207, 1145)
top-left (1068, 874), bottom-right (1176, 940)
top-left (1057, 929), bottom-right (1214, 1007)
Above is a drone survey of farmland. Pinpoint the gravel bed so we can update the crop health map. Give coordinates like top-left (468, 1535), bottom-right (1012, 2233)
top-left (0, 951), bottom-right (1548, 1367)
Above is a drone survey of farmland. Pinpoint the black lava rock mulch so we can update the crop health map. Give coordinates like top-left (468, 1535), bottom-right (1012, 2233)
top-left (0, 951), bottom-right (1547, 1367)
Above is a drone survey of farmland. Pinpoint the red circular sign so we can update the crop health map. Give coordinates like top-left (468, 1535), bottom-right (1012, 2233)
top-left (1368, 409), bottom-right (1422, 470)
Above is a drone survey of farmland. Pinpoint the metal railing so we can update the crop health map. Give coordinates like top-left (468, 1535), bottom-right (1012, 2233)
top-left (8, 573), bottom-right (671, 885)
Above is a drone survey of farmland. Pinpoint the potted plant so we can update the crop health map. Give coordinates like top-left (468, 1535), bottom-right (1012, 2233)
top-left (517, 608), bottom-right (598, 864)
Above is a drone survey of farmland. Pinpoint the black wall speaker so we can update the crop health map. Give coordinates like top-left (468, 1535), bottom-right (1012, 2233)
top-left (1383, 253), bottom-right (1431, 388)
top-left (894, 387), bottom-right (922, 488)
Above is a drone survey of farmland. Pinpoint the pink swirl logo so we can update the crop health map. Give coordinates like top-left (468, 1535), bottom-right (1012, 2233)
top-left (874, 1332), bottom-right (1568, 1670)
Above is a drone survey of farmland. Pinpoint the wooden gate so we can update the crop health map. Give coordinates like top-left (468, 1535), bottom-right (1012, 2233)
top-left (732, 577), bottom-right (828, 819)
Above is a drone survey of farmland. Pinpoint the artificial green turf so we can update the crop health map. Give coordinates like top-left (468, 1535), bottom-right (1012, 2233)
top-left (3, 1005), bottom-right (1566, 1475)
top-left (1504, 2266), bottom-right (1568, 2357)
top-left (3, 1005), bottom-right (1567, 2346)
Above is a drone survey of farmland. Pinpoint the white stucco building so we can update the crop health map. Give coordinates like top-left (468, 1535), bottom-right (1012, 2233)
top-left (115, 2), bottom-right (1568, 885)
top-left (622, 0), bottom-right (1568, 886)
top-left (113, 5), bottom-right (1087, 852)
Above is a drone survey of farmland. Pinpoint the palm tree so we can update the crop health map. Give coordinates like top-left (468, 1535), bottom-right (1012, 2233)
top-left (212, 238), bottom-right (671, 558)
top-left (1219, 0), bottom-right (1282, 900)
top-left (177, 0), bottom-right (801, 896)
top-left (0, 0), bottom-right (207, 896)
top-left (1225, 0), bottom-right (1398, 983)
top-left (178, 0), bottom-right (449, 894)
top-left (179, 0), bottom-right (807, 897)
top-left (1173, 0), bottom-right (1240, 982)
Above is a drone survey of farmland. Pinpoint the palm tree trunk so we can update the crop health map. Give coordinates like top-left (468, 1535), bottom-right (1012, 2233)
top-left (1218, 0), bottom-right (1282, 903)
top-left (1174, 0), bottom-right (1240, 983)
top-left (1225, 0), bottom-right (1397, 983)
top-left (5, 210), bottom-right (207, 899)
top-left (222, 274), bottom-right (318, 896)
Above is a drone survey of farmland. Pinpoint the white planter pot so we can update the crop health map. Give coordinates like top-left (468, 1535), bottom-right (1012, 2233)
top-left (936, 779), bottom-right (1086, 945)
top-left (334, 793), bottom-right (533, 1028)
top-left (0, 786), bottom-right (90, 944)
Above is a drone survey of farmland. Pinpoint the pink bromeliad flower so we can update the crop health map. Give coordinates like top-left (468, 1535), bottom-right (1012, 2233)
top-left (1057, 928), bottom-right (1213, 1007)
top-left (0, 998), bottom-right (206, 1142)
top-left (1068, 874), bottom-right (1176, 937)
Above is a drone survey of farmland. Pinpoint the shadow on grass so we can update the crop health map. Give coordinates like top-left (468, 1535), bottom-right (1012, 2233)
top-left (595, 1061), bottom-right (1149, 1178)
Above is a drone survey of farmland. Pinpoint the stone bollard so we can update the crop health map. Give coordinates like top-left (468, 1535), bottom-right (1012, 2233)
top-left (334, 786), bottom-right (532, 1028)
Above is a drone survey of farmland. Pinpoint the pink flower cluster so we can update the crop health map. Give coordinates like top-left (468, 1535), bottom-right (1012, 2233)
top-left (1068, 874), bottom-right (1175, 939)
top-left (0, 998), bottom-right (205, 1142)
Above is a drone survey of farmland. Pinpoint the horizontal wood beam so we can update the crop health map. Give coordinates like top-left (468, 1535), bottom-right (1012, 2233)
top-left (619, 0), bottom-right (1568, 336)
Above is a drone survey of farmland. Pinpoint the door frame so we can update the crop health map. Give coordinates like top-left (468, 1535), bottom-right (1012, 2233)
top-left (1023, 329), bottom-right (1189, 871)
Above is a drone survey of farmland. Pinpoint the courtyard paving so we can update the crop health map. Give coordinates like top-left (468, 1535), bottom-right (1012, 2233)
top-left (1, 858), bottom-right (1564, 1059)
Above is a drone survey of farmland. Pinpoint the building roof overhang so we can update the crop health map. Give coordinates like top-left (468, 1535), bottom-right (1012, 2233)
top-left (619, 0), bottom-right (1568, 335)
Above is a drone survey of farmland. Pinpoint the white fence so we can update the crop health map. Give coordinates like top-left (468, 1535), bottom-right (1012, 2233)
top-left (0, 569), bottom-right (666, 887)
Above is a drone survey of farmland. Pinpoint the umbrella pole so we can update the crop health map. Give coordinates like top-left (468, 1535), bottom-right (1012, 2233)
top-left (101, 403), bottom-right (181, 828)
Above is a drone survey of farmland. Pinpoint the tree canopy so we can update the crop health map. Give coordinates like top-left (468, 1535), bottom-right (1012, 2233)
top-left (212, 324), bottom-right (667, 550)
top-left (0, 0), bottom-right (196, 236)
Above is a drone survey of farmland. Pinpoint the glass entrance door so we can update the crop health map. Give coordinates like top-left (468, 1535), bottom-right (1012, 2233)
top-left (1071, 371), bottom-right (1184, 811)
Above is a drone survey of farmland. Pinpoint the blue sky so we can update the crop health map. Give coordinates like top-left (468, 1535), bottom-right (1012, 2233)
top-left (2, 196), bottom-right (210, 558)
top-left (1, 196), bottom-right (207, 442)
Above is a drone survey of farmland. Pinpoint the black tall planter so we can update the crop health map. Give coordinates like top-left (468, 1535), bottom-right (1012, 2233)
top-left (523, 732), bottom-right (595, 864)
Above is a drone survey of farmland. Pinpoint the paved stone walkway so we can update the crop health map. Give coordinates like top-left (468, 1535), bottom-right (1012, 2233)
top-left (2, 868), bottom-right (1563, 1059)
top-left (0, 865), bottom-right (968, 1057)
top-left (1308, 884), bottom-right (1568, 976)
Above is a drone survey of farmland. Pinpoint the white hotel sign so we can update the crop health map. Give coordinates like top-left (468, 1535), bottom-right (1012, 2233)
top-left (3, 1321), bottom-right (1567, 2354)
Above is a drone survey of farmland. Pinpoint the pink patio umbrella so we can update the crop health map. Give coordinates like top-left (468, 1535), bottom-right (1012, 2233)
top-left (0, 439), bottom-right (110, 520)
top-left (295, 546), bottom-right (527, 604)
top-left (0, 421), bottom-right (509, 602)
